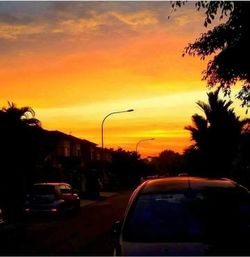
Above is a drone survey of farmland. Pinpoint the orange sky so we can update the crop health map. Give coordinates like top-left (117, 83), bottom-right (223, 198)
top-left (0, 2), bottom-right (247, 157)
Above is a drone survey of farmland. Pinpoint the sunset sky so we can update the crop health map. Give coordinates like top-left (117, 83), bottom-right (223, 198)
top-left (0, 1), bottom-right (247, 157)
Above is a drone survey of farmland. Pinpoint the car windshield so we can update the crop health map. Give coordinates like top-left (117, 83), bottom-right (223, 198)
top-left (31, 185), bottom-right (56, 195)
top-left (123, 188), bottom-right (250, 242)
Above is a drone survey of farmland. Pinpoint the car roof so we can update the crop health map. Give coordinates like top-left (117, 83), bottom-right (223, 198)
top-left (33, 182), bottom-right (71, 187)
top-left (140, 176), bottom-right (245, 194)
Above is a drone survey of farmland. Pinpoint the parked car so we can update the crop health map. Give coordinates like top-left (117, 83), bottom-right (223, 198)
top-left (113, 176), bottom-right (250, 255)
top-left (0, 208), bottom-right (4, 227)
top-left (24, 182), bottom-right (80, 215)
top-left (0, 208), bottom-right (5, 237)
top-left (0, 207), bottom-right (6, 247)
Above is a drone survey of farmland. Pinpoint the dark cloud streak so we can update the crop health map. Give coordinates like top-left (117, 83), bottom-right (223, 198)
top-left (0, 1), bottom-right (172, 24)
top-left (0, 2), bottom-right (202, 55)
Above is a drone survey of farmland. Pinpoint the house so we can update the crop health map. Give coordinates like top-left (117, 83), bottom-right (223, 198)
top-left (35, 129), bottom-right (98, 196)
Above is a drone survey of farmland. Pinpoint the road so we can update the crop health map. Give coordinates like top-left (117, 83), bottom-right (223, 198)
top-left (1, 190), bottom-right (132, 256)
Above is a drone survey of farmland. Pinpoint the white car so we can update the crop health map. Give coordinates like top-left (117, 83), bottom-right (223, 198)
top-left (114, 176), bottom-right (250, 255)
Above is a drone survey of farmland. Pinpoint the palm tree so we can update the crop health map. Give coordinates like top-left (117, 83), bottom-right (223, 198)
top-left (0, 102), bottom-right (41, 174)
top-left (185, 89), bottom-right (249, 177)
top-left (0, 102), bottom-right (41, 222)
top-left (185, 114), bottom-right (208, 153)
top-left (2, 102), bottom-right (41, 127)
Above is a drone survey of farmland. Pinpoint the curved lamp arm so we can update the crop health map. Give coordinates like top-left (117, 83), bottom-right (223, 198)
top-left (101, 109), bottom-right (134, 149)
top-left (136, 138), bottom-right (155, 153)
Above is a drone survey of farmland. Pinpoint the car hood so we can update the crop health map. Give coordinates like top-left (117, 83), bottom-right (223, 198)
top-left (121, 241), bottom-right (211, 256)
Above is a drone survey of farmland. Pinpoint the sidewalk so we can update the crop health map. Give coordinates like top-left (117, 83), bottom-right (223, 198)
top-left (80, 191), bottom-right (118, 207)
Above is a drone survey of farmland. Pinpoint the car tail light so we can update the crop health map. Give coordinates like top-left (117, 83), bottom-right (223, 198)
top-left (51, 208), bottom-right (57, 212)
top-left (25, 208), bottom-right (30, 212)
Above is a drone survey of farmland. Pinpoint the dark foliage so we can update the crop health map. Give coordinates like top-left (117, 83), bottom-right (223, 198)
top-left (231, 129), bottom-right (250, 187)
top-left (171, 1), bottom-right (250, 109)
top-left (110, 148), bottom-right (152, 189)
top-left (0, 102), bottom-right (41, 222)
top-left (185, 90), bottom-right (249, 178)
top-left (152, 150), bottom-right (184, 176)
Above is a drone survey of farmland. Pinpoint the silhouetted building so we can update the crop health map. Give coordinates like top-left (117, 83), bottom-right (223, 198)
top-left (35, 129), bottom-right (98, 196)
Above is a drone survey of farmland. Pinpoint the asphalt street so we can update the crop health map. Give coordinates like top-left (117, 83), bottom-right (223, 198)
top-left (0, 190), bottom-right (132, 256)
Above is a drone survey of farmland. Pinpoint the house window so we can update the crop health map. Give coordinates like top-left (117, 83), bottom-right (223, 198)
top-left (64, 147), bottom-right (70, 157)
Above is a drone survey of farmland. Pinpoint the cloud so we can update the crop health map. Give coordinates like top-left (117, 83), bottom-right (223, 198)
top-left (110, 10), bottom-right (158, 27)
top-left (52, 9), bottom-right (159, 35)
top-left (0, 7), bottom-right (160, 41)
top-left (0, 2), bottom-right (54, 24)
top-left (0, 0), bottom-right (207, 57)
top-left (53, 16), bottom-right (104, 34)
top-left (0, 22), bottom-right (46, 40)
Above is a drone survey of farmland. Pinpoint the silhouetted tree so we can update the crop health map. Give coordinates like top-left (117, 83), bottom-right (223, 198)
top-left (185, 90), bottom-right (249, 177)
top-left (111, 148), bottom-right (152, 189)
top-left (182, 145), bottom-right (201, 175)
top-left (231, 126), bottom-right (250, 186)
top-left (154, 150), bottom-right (184, 176)
top-left (0, 102), bottom-right (41, 222)
top-left (171, 1), bottom-right (250, 108)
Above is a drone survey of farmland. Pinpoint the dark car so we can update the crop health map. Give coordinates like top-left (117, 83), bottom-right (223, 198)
top-left (114, 176), bottom-right (250, 256)
top-left (0, 208), bottom-right (5, 238)
top-left (0, 208), bottom-right (4, 227)
top-left (24, 182), bottom-right (80, 215)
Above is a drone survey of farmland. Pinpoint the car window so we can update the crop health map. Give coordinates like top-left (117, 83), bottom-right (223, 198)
top-left (31, 185), bottom-right (56, 195)
top-left (123, 188), bottom-right (250, 243)
top-left (59, 185), bottom-right (72, 194)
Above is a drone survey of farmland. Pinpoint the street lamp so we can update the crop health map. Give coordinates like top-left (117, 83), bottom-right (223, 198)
top-left (101, 109), bottom-right (134, 182)
top-left (136, 138), bottom-right (155, 153)
top-left (101, 109), bottom-right (134, 151)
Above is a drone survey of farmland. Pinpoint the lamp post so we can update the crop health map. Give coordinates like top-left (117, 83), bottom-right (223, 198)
top-left (101, 109), bottom-right (134, 151)
top-left (101, 109), bottom-right (134, 181)
top-left (136, 138), bottom-right (155, 153)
